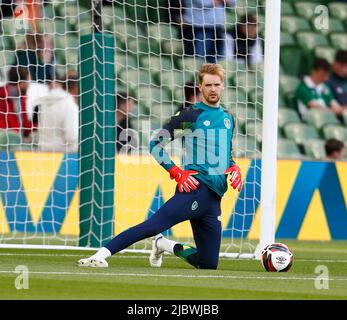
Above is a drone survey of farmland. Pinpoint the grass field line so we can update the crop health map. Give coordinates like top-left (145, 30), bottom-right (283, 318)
top-left (0, 269), bottom-right (347, 281)
top-left (1, 253), bottom-right (347, 264)
top-left (293, 248), bottom-right (347, 253)
top-left (299, 259), bottom-right (347, 263)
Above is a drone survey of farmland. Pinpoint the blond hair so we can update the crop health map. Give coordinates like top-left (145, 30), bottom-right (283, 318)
top-left (198, 63), bottom-right (225, 84)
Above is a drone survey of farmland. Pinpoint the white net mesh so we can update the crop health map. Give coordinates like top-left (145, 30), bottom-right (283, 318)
top-left (0, 0), bottom-right (264, 256)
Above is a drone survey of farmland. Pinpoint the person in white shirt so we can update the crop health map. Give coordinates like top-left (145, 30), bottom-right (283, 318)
top-left (182, 0), bottom-right (236, 63)
top-left (26, 82), bottom-right (50, 121)
top-left (225, 14), bottom-right (263, 66)
top-left (36, 74), bottom-right (78, 153)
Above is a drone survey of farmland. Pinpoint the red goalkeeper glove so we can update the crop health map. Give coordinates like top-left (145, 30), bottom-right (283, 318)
top-left (224, 164), bottom-right (242, 192)
top-left (168, 165), bottom-right (200, 193)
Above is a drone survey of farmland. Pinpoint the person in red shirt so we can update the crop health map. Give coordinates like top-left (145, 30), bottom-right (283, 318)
top-left (0, 66), bottom-right (32, 137)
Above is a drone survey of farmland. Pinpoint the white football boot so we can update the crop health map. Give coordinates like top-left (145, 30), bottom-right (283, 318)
top-left (149, 234), bottom-right (164, 268)
top-left (77, 257), bottom-right (108, 268)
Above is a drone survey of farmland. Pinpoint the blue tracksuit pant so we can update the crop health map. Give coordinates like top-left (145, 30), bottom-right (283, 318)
top-left (105, 181), bottom-right (222, 269)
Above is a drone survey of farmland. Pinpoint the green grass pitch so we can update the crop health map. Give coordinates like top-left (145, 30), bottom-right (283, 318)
top-left (0, 240), bottom-right (346, 300)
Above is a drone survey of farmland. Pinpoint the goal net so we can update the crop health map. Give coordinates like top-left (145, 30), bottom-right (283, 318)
top-left (0, 0), bottom-right (269, 257)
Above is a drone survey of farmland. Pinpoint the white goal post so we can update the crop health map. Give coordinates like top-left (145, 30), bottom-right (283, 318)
top-left (0, 0), bottom-right (280, 259)
top-left (255, 0), bottom-right (281, 260)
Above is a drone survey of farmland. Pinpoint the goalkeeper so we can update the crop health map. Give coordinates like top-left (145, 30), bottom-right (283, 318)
top-left (78, 64), bottom-right (242, 270)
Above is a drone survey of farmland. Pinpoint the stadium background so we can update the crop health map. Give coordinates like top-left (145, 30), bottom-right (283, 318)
top-left (1, 154), bottom-right (346, 241)
top-left (1, 0), bottom-right (347, 243)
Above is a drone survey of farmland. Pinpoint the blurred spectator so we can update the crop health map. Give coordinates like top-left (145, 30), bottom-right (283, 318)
top-left (169, 0), bottom-right (182, 24)
top-left (225, 14), bottom-right (263, 66)
top-left (116, 92), bottom-right (138, 153)
top-left (176, 81), bottom-right (202, 112)
top-left (182, 0), bottom-right (236, 63)
top-left (0, 0), bottom-right (15, 19)
top-left (295, 58), bottom-right (344, 118)
top-left (0, 66), bottom-right (32, 137)
top-left (36, 73), bottom-right (78, 153)
top-left (327, 50), bottom-right (347, 108)
top-left (325, 139), bottom-right (345, 161)
top-left (14, 33), bottom-right (55, 83)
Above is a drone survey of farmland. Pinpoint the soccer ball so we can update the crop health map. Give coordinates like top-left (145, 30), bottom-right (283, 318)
top-left (261, 243), bottom-right (293, 272)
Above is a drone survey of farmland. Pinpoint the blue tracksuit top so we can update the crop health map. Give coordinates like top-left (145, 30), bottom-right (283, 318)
top-left (149, 101), bottom-right (235, 197)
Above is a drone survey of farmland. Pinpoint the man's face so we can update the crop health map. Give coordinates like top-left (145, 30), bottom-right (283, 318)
top-left (247, 24), bottom-right (257, 39)
top-left (119, 98), bottom-right (135, 114)
top-left (334, 62), bottom-right (347, 78)
top-left (239, 24), bottom-right (258, 39)
top-left (199, 74), bottom-right (224, 106)
top-left (312, 69), bottom-right (330, 84)
top-left (331, 148), bottom-right (345, 160)
top-left (19, 81), bottom-right (28, 95)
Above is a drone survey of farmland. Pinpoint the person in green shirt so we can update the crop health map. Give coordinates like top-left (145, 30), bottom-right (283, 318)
top-left (295, 58), bottom-right (344, 118)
